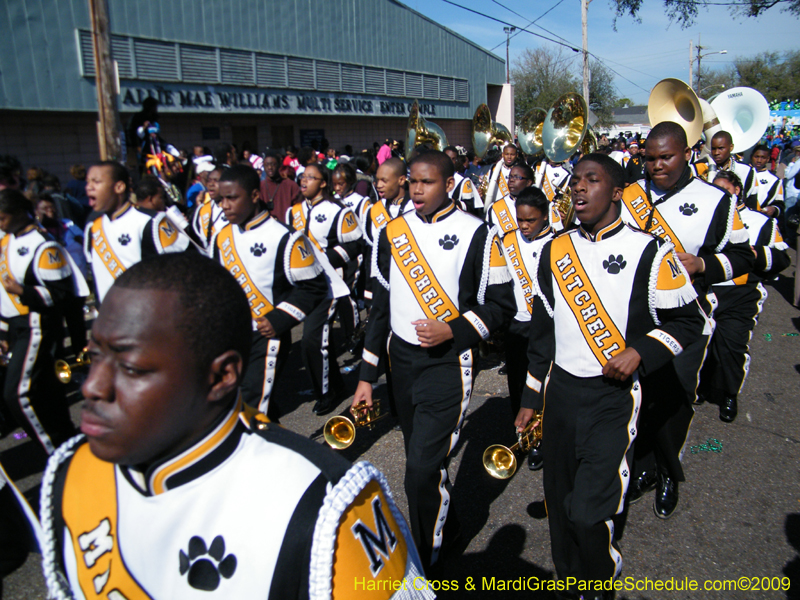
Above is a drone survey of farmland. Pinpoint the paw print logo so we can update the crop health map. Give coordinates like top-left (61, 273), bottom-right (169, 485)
top-left (602, 255), bottom-right (627, 274)
top-left (250, 242), bottom-right (266, 257)
top-left (179, 535), bottom-right (237, 591)
top-left (630, 427), bottom-right (636, 435)
top-left (622, 469), bottom-right (628, 477)
top-left (314, 214), bottom-right (327, 223)
top-left (464, 369), bottom-right (470, 376)
top-left (679, 203), bottom-right (698, 216)
top-left (439, 234), bottom-right (459, 250)
top-left (17, 247), bottom-right (29, 256)
top-left (118, 233), bottom-right (131, 246)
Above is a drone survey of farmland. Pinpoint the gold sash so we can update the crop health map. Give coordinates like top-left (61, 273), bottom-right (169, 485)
top-left (91, 219), bottom-right (127, 280)
top-left (62, 444), bottom-right (153, 599)
top-left (621, 186), bottom-right (685, 253)
top-left (385, 219), bottom-right (459, 322)
top-left (289, 204), bottom-right (306, 233)
top-left (550, 235), bottom-right (626, 366)
top-left (0, 237), bottom-right (29, 315)
top-left (496, 167), bottom-right (509, 198)
top-left (369, 201), bottom-right (391, 231)
top-left (502, 233), bottom-right (535, 313)
top-left (541, 174), bottom-right (555, 202)
top-left (490, 198), bottom-right (518, 234)
top-left (216, 227), bottom-right (274, 319)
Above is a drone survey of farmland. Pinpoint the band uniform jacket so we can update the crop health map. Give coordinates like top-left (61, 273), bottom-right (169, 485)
top-left (753, 169), bottom-right (785, 216)
top-left (499, 225), bottom-right (554, 323)
top-left (360, 200), bottom-right (516, 381)
top-left (708, 159), bottom-right (759, 210)
top-left (338, 191), bottom-right (371, 229)
top-left (486, 193), bottom-right (519, 235)
top-left (521, 219), bottom-right (705, 410)
top-left (210, 211), bottom-right (328, 333)
top-left (190, 193), bottom-right (228, 251)
top-left (534, 162), bottom-right (570, 201)
top-left (40, 400), bottom-right (434, 600)
top-left (449, 173), bottom-right (483, 215)
top-left (624, 155), bottom-right (646, 185)
top-left (362, 196), bottom-right (415, 302)
top-left (84, 203), bottom-right (191, 303)
top-left (483, 161), bottom-right (512, 209)
top-left (620, 171), bottom-right (755, 311)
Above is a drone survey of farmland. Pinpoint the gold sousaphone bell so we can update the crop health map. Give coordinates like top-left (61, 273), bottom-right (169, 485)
top-left (517, 107), bottom-right (547, 158)
top-left (647, 78), bottom-right (704, 146)
top-left (405, 100), bottom-right (448, 161)
top-left (471, 103), bottom-right (514, 160)
top-left (54, 348), bottom-right (91, 384)
top-left (483, 412), bottom-right (543, 479)
top-left (324, 400), bottom-right (386, 450)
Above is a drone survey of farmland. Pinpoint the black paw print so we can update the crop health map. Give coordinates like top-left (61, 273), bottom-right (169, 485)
top-left (439, 234), bottom-right (459, 250)
top-left (17, 247), bottom-right (29, 256)
top-left (179, 535), bottom-right (237, 591)
top-left (602, 255), bottom-right (627, 274)
top-left (314, 214), bottom-right (327, 223)
top-left (250, 242), bottom-right (266, 257)
top-left (622, 469), bottom-right (628, 477)
top-left (679, 203), bottom-right (698, 216)
top-left (118, 233), bottom-right (131, 246)
top-left (464, 369), bottom-right (470, 376)
top-left (630, 427), bottom-right (636, 435)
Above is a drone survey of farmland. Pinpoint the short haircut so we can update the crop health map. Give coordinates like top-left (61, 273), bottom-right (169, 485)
top-left (42, 173), bottom-right (61, 191)
top-left (409, 150), bottom-right (455, 180)
top-left (219, 164), bottom-right (261, 195)
top-left (298, 146), bottom-right (316, 165)
top-left (93, 161), bottom-right (129, 196)
top-left (504, 144), bottom-right (519, 153)
top-left (379, 157), bottom-right (406, 177)
top-left (510, 163), bottom-right (534, 181)
top-left (0, 188), bottom-right (33, 216)
top-left (515, 186), bottom-right (549, 214)
top-left (443, 145), bottom-right (458, 155)
top-left (752, 144), bottom-right (769, 155)
top-left (113, 253), bottom-right (252, 370)
top-left (134, 175), bottom-right (164, 201)
top-left (713, 170), bottom-right (742, 191)
top-left (332, 162), bottom-right (357, 187)
top-left (712, 131), bottom-right (733, 146)
top-left (648, 121), bottom-right (688, 149)
top-left (578, 153), bottom-right (625, 190)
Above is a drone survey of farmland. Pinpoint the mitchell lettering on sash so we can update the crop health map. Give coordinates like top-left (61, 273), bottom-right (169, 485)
top-left (491, 199), bottom-right (517, 234)
top-left (91, 221), bottom-right (126, 279)
top-left (502, 235), bottom-right (535, 313)
top-left (218, 229), bottom-right (273, 318)
top-left (622, 188), bottom-right (685, 252)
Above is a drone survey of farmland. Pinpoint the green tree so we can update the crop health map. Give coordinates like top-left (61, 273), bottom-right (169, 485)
top-left (511, 47), bottom-right (579, 122)
top-left (610, 0), bottom-right (800, 28)
top-left (588, 60), bottom-right (619, 128)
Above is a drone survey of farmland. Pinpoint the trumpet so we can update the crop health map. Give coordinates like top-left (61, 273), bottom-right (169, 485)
top-left (54, 348), bottom-right (91, 384)
top-left (323, 400), bottom-right (386, 450)
top-left (483, 412), bottom-right (543, 479)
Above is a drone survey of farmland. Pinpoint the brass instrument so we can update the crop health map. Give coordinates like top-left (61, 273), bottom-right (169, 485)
top-left (405, 100), bottom-right (448, 161)
top-left (580, 127), bottom-right (598, 155)
top-left (54, 348), bottom-right (91, 384)
top-left (542, 93), bottom-right (589, 163)
top-left (647, 78), bottom-right (703, 145)
top-left (554, 187), bottom-right (575, 227)
top-left (482, 413), bottom-right (543, 479)
top-left (709, 87), bottom-right (770, 152)
top-left (517, 107), bottom-right (547, 158)
top-left (0, 351), bottom-right (11, 368)
top-left (323, 400), bottom-right (386, 450)
top-left (471, 104), bottom-right (513, 159)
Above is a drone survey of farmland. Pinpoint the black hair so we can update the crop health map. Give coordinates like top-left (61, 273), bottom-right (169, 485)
top-left (409, 150), bottom-right (455, 180)
top-left (712, 170), bottom-right (743, 191)
top-left (303, 163), bottom-right (336, 202)
top-left (134, 175), bottom-right (164, 202)
top-left (298, 146), bottom-right (316, 166)
top-left (510, 163), bottom-right (534, 181)
top-left (752, 144), bottom-right (770, 155)
top-left (113, 253), bottom-right (252, 370)
top-left (93, 161), bottom-right (129, 196)
top-left (218, 164), bottom-right (261, 196)
top-left (578, 153), bottom-right (625, 190)
top-left (42, 173), bottom-right (60, 191)
top-left (378, 157), bottom-right (406, 177)
top-left (332, 162), bottom-right (358, 193)
top-left (214, 143), bottom-right (235, 166)
top-left (443, 146), bottom-right (458, 155)
top-left (353, 153), bottom-right (372, 173)
top-left (712, 131), bottom-right (733, 146)
top-left (648, 121), bottom-right (688, 149)
top-left (0, 188), bottom-right (34, 216)
top-left (515, 186), bottom-right (549, 215)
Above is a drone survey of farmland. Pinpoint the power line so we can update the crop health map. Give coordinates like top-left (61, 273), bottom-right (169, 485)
top-left (488, 0), bottom-right (569, 52)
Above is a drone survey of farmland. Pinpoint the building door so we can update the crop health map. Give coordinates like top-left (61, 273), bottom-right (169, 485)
top-left (271, 125), bottom-right (294, 150)
top-left (232, 126), bottom-right (258, 156)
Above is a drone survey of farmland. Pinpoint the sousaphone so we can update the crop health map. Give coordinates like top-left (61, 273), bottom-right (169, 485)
top-left (406, 100), bottom-right (448, 161)
top-left (647, 78), bottom-right (703, 145)
top-left (472, 104), bottom-right (513, 159)
top-left (542, 93), bottom-right (589, 163)
top-left (517, 107), bottom-right (547, 157)
top-left (710, 87), bottom-right (770, 152)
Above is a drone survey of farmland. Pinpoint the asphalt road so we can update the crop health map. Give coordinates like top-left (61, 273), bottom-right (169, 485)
top-left (2, 257), bottom-right (799, 600)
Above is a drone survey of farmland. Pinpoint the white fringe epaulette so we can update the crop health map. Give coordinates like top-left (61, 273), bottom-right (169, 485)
top-left (771, 220), bottom-right (789, 251)
top-left (648, 241), bottom-right (698, 326)
top-left (285, 230), bottom-right (324, 284)
top-left (480, 226), bottom-right (512, 306)
top-left (40, 434), bottom-right (85, 600)
top-left (371, 230), bottom-right (391, 291)
top-left (308, 461), bottom-right (434, 600)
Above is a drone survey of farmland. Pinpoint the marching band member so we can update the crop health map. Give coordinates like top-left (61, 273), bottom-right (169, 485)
top-left (353, 151), bottom-right (515, 569)
top-left (624, 139), bottom-right (646, 185)
top-left (516, 154), bottom-right (703, 598)
top-left (750, 144), bottom-right (785, 218)
top-left (483, 144), bottom-right (519, 211)
top-left (620, 122), bottom-right (754, 518)
top-left (40, 254), bottom-right (433, 600)
top-left (83, 161), bottom-right (191, 304)
top-left (211, 165), bottom-right (328, 420)
top-left (191, 166), bottom-right (227, 251)
top-left (444, 146), bottom-right (483, 216)
top-left (486, 163), bottom-right (535, 234)
top-left (709, 131), bottom-right (759, 209)
top-left (533, 157), bottom-right (572, 231)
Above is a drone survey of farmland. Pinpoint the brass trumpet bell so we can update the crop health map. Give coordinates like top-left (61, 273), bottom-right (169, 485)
top-left (54, 349), bottom-right (91, 384)
top-left (542, 93), bottom-right (589, 163)
top-left (323, 400), bottom-right (385, 450)
top-left (517, 108), bottom-right (547, 157)
top-left (472, 104), bottom-right (513, 160)
top-left (483, 413), bottom-right (543, 479)
top-left (406, 100), bottom-right (448, 161)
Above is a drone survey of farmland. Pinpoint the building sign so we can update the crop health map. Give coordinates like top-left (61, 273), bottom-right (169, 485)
top-left (119, 83), bottom-right (447, 118)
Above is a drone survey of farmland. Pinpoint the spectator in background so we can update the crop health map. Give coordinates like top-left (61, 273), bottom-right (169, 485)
top-left (279, 164), bottom-right (296, 182)
top-left (283, 145), bottom-right (300, 171)
top-left (242, 142), bottom-right (264, 175)
top-left (35, 193), bottom-right (88, 279)
top-left (186, 161), bottom-right (215, 208)
top-left (214, 143), bottom-right (237, 168)
top-left (65, 164), bottom-right (88, 207)
top-left (261, 151), bottom-right (302, 222)
top-left (0, 155), bottom-right (23, 191)
top-left (295, 146), bottom-right (317, 179)
top-left (377, 138), bottom-right (394, 165)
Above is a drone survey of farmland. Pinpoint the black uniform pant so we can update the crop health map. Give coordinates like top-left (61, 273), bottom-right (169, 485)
top-left (504, 319), bottom-right (530, 418)
top-left (389, 334), bottom-right (472, 568)
top-left (240, 330), bottom-right (291, 420)
top-left (541, 364), bottom-right (640, 588)
top-left (3, 315), bottom-right (76, 456)
top-left (699, 283), bottom-right (766, 397)
top-left (301, 299), bottom-right (345, 400)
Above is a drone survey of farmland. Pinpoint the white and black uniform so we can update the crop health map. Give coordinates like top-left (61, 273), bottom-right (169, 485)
top-left (483, 161), bottom-right (513, 211)
top-left (0, 226), bottom-right (89, 454)
top-left (521, 219), bottom-right (704, 591)
top-left (754, 168), bottom-right (785, 216)
top-left (211, 212), bottom-right (328, 418)
top-left (84, 202), bottom-right (192, 303)
top-left (486, 193), bottom-right (518, 234)
top-left (360, 200), bottom-right (515, 567)
top-left (336, 190), bottom-right (372, 320)
top-left (534, 162), bottom-right (570, 201)
top-left (450, 173), bottom-right (483, 216)
top-left (190, 193), bottom-right (228, 251)
top-left (40, 401), bottom-right (434, 600)
top-left (709, 158), bottom-right (759, 209)
top-left (362, 195), bottom-right (415, 303)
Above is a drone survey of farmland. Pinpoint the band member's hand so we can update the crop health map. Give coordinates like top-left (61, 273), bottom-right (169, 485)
top-left (0, 340), bottom-right (8, 355)
top-left (412, 319), bottom-right (454, 347)
top-left (1, 276), bottom-right (23, 296)
top-left (763, 206), bottom-right (778, 218)
top-left (515, 408), bottom-right (538, 433)
top-left (353, 381), bottom-right (374, 409)
top-left (602, 347), bottom-right (642, 381)
top-left (676, 252), bottom-right (705, 276)
top-left (255, 317), bottom-right (276, 338)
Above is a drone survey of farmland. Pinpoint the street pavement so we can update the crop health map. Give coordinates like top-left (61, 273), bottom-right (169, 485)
top-left (2, 258), bottom-right (799, 600)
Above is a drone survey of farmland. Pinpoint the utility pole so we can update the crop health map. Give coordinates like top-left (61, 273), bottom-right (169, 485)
top-left (504, 26), bottom-right (516, 84)
top-left (695, 33), bottom-right (702, 94)
top-left (88, 0), bottom-right (122, 160)
top-left (581, 0), bottom-right (590, 102)
top-left (689, 39), bottom-right (693, 89)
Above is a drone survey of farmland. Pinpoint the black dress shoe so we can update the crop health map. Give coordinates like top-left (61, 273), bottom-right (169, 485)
top-left (627, 470), bottom-right (657, 505)
top-left (528, 445), bottom-right (544, 471)
top-left (719, 395), bottom-right (738, 422)
top-left (498, 363), bottom-right (508, 375)
top-left (654, 472), bottom-right (679, 519)
top-left (313, 389), bottom-right (347, 416)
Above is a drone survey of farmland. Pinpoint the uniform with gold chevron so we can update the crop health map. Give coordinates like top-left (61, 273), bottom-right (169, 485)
top-left (0, 225), bottom-right (89, 455)
top-left (83, 203), bottom-right (191, 303)
top-left (521, 218), bottom-right (704, 588)
top-left (190, 192), bottom-right (227, 251)
top-left (361, 199), bottom-right (515, 567)
top-left (40, 399), bottom-right (434, 600)
top-left (486, 193), bottom-right (519, 234)
top-left (338, 190), bottom-right (372, 229)
top-left (211, 212), bottom-right (328, 416)
top-left (754, 167), bottom-right (785, 216)
top-left (450, 172), bottom-right (483, 216)
top-left (482, 160), bottom-right (512, 209)
top-left (708, 157), bottom-right (759, 209)
top-left (533, 161), bottom-right (570, 202)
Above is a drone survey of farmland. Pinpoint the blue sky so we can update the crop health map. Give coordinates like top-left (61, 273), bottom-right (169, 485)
top-left (404, 0), bottom-right (797, 105)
